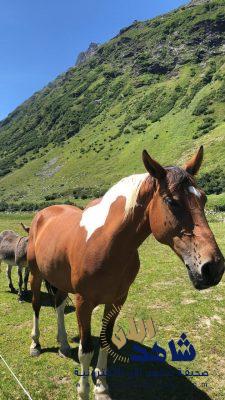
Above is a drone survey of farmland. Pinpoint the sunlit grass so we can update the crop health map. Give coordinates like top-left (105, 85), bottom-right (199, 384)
top-left (0, 212), bottom-right (225, 399)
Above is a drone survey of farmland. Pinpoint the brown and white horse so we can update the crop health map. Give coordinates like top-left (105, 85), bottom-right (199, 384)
top-left (27, 147), bottom-right (224, 400)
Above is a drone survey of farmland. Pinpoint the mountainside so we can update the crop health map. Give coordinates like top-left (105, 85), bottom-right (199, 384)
top-left (1, 0), bottom-right (225, 210)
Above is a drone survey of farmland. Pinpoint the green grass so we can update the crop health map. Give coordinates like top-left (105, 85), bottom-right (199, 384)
top-left (0, 212), bottom-right (225, 399)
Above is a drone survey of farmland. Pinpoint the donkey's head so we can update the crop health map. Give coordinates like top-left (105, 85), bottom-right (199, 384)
top-left (143, 146), bottom-right (224, 290)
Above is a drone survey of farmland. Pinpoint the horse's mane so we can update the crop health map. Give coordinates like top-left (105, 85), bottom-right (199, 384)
top-left (102, 168), bottom-right (191, 218)
top-left (122, 173), bottom-right (149, 217)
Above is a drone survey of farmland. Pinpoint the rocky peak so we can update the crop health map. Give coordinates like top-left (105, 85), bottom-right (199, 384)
top-left (75, 42), bottom-right (99, 66)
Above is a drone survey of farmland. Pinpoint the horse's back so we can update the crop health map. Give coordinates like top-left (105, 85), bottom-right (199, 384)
top-left (30, 205), bottom-right (81, 234)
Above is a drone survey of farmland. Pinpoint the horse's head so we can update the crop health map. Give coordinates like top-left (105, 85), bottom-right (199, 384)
top-left (142, 146), bottom-right (224, 290)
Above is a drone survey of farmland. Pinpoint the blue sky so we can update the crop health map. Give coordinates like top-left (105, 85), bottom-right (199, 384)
top-left (0, 0), bottom-right (186, 121)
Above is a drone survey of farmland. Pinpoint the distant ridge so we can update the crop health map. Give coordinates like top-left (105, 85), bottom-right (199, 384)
top-left (189, 0), bottom-right (212, 5)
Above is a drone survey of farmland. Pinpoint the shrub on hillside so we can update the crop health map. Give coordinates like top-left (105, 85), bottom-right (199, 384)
top-left (72, 186), bottom-right (106, 199)
top-left (192, 96), bottom-right (212, 116)
top-left (198, 168), bottom-right (225, 195)
top-left (193, 116), bottom-right (216, 139)
top-left (135, 87), bottom-right (179, 123)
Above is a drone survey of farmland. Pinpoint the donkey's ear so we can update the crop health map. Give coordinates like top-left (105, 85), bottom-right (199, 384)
top-left (184, 146), bottom-right (204, 176)
top-left (142, 150), bottom-right (166, 180)
top-left (21, 222), bottom-right (30, 234)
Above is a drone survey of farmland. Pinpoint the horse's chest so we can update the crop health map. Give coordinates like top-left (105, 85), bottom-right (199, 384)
top-left (78, 250), bottom-right (140, 303)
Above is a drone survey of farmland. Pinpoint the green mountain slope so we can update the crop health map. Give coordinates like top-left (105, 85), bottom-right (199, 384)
top-left (1, 0), bottom-right (225, 210)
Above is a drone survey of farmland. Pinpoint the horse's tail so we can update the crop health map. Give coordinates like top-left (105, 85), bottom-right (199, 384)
top-left (44, 280), bottom-right (57, 308)
top-left (21, 222), bottom-right (30, 234)
top-left (44, 280), bottom-right (58, 296)
top-left (44, 280), bottom-right (72, 309)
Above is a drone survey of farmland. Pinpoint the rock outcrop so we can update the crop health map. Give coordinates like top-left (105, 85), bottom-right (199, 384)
top-left (75, 43), bottom-right (99, 66)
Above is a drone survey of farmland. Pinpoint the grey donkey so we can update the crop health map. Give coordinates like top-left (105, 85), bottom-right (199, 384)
top-left (0, 223), bottom-right (30, 301)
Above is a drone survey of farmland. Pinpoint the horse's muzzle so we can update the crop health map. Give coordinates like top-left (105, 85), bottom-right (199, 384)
top-left (187, 258), bottom-right (225, 290)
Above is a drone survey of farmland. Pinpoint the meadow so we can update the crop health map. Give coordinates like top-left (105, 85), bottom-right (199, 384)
top-left (0, 211), bottom-right (225, 400)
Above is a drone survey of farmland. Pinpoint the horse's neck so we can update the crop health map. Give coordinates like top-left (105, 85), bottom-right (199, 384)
top-left (81, 174), bottom-right (153, 248)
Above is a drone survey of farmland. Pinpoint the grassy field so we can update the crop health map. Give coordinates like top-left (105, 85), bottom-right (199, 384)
top-left (0, 211), bottom-right (225, 400)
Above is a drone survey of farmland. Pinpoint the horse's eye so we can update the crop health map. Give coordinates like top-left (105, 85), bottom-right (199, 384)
top-left (164, 197), bottom-right (178, 208)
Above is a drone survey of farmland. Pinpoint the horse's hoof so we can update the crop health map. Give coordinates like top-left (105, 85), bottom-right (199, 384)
top-left (18, 296), bottom-right (24, 303)
top-left (77, 383), bottom-right (90, 400)
top-left (30, 345), bottom-right (41, 357)
top-left (94, 384), bottom-right (112, 400)
top-left (58, 347), bottom-right (71, 358)
top-left (10, 287), bottom-right (17, 294)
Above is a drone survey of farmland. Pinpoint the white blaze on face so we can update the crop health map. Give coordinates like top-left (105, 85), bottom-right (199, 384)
top-left (188, 186), bottom-right (201, 198)
top-left (80, 173), bottom-right (148, 241)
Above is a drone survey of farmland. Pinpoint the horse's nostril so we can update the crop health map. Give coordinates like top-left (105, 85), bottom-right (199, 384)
top-left (201, 259), bottom-right (224, 286)
top-left (201, 262), bottom-right (215, 282)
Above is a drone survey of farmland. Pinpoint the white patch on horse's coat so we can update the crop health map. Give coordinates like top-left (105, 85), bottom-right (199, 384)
top-left (94, 348), bottom-right (109, 395)
top-left (94, 347), bottom-right (108, 376)
top-left (188, 186), bottom-right (201, 198)
top-left (56, 299), bottom-right (70, 351)
top-left (78, 343), bottom-right (94, 374)
top-left (31, 315), bottom-right (40, 347)
top-left (80, 173), bottom-right (148, 241)
top-left (77, 343), bottom-right (94, 399)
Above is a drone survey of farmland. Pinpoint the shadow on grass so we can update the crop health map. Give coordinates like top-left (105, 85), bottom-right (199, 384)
top-left (104, 340), bottom-right (211, 400)
top-left (15, 290), bottom-right (75, 313)
top-left (41, 346), bottom-right (59, 355)
top-left (41, 336), bottom-right (99, 362)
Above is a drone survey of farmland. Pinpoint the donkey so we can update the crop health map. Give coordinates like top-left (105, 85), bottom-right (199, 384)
top-left (27, 146), bottom-right (224, 400)
top-left (0, 223), bottom-right (30, 302)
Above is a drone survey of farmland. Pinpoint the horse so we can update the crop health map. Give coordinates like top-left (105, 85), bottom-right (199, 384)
top-left (27, 146), bottom-right (224, 400)
top-left (0, 223), bottom-right (30, 302)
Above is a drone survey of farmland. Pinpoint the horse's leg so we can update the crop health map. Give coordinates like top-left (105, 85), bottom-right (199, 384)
top-left (94, 296), bottom-right (127, 400)
top-left (76, 294), bottom-right (95, 400)
top-left (30, 271), bottom-right (42, 356)
top-left (23, 267), bottom-right (30, 292)
top-left (55, 290), bottom-right (71, 357)
top-left (6, 265), bottom-right (16, 293)
top-left (17, 266), bottom-right (23, 302)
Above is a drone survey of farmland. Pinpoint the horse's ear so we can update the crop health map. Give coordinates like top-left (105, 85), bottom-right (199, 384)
top-left (142, 150), bottom-right (166, 180)
top-left (184, 146), bottom-right (204, 176)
